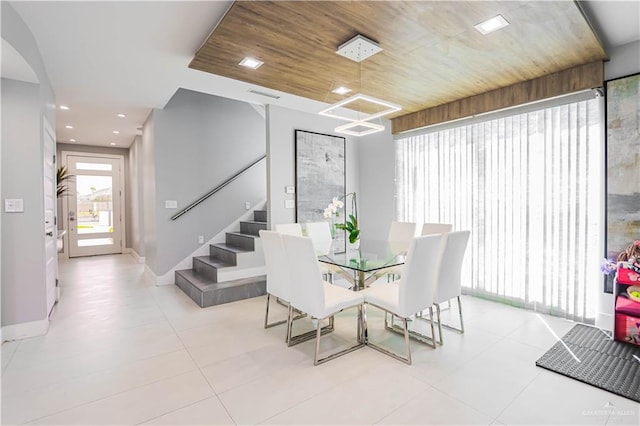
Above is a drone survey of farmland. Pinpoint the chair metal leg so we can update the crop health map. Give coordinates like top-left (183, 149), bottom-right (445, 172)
top-left (384, 307), bottom-right (437, 349)
top-left (435, 303), bottom-right (444, 345)
top-left (313, 307), bottom-right (365, 366)
top-left (266, 293), bottom-right (306, 330)
top-left (287, 309), bottom-right (335, 347)
top-left (434, 296), bottom-right (465, 334)
top-left (367, 304), bottom-right (413, 364)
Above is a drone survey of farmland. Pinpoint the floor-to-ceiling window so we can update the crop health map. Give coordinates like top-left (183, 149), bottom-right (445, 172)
top-left (395, 92), bottom-right (603, 323)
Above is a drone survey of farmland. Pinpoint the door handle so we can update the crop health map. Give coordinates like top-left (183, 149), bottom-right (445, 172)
top-left (69, 217), bottom-right (75, 221)
top-left (46, 231), bottom-right (53, 237)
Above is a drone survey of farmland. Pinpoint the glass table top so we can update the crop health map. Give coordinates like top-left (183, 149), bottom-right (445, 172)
top-left (317, 238), bottom-right (407, 273)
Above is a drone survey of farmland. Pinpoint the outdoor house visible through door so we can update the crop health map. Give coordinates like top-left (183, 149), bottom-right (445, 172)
top-left (62, 152), bottom-right (124, 257)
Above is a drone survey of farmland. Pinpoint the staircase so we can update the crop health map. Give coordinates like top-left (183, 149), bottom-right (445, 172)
top-left (175, 210), bottom-right (268, 308)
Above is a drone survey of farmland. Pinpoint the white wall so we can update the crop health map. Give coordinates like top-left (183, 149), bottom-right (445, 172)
top-left (142, 112), bottom-right (157, 271)
top-left (143, 89), bottom-right (266, 276)
top-left (356, 125), bottom-right (395, 241)
top-left (1, 1), bottom-right (56, 337)
top-left (1, 79), bottom-right (47, 327)
top-left (604, 40), bottom-right (640, 81)
top-left (128, 135), bottom-right (144, 258)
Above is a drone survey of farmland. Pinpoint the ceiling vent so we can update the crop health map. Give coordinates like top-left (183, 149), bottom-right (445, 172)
top-left (248, 89), bottom-right (280, 99)
top-left (336, 34), bottom-right (382, 62)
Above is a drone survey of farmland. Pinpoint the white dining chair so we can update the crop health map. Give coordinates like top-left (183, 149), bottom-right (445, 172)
top-left (385, 221), bottom-right (417, 281)
top-left (431, 230), bottom-right (470, 345)
top-left (259, 230), bottom-right (293, 329)
top-left (421, 223), bottom-right (452, 235)
top-left (282, 234), bottom-right (365, 365)
top-left (260, 230), bottom-right (329, 344)
top-left (363, 234), bottom-right (444, 364)
top-left (304, 221), bottom-right (340, 283)
top-left (275, 223), bottom-right (303, 236)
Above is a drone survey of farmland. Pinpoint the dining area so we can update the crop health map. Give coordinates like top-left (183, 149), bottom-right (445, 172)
top-left (259, 220), bottom-right (470, 366)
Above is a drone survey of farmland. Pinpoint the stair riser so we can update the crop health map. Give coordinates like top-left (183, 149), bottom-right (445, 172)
top-left (254, 210), bottom-right (267, 223)
top-left (240, 221), bottom-right (267, 236)
top-left (210, 245), bottom-right (237, 265)
top-left (202, 279), bottom-right (266, 307)
top-left (175, 271), bottom-right (266, 308)
top-left (226, 232), bottom-right (255, 250)
top-left (175, 272), bottom-right (205, 308)
top-left (192, 257), bottom-right (219, 282)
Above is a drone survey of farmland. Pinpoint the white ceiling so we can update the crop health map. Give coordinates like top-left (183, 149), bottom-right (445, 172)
top-left (5, 1), bottom-right (640, 148)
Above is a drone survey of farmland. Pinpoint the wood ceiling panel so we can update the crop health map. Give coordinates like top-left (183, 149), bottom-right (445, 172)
top-left (190, 0), bottom-right (606, 118)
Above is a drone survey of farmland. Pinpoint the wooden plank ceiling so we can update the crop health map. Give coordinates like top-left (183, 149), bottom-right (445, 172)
top-left (191, 1), bottom-right (606, 121)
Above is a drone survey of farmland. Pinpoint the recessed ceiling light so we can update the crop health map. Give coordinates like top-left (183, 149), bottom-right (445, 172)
top-left (239, 57), bottom-right (264, 69)
top-left (65, 125), bottom-right (73, 129)
top-left (112, 130), bottom-right (120, 134)
top-left (59, 105), bottom-right (70, 110)
top-left (116, 113), bottom-right (126, 118)
top-left (474, 15), bottom-right (510, 35)
top-left (110, 142), bottom-right (116, 146)
top-left (69, 138), bottom-right (76, 142)
top-left (332, 86), bottom-right (352, 95)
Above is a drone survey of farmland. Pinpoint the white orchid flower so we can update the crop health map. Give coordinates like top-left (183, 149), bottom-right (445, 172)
top-left (323, 207), bottom-right (332, 218)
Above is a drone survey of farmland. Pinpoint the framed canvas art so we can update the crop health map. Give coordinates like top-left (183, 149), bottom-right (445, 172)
top-left (295, 129), bottom-right (346, 252)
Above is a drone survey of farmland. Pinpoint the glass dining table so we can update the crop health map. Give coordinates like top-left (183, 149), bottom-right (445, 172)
top-left (317, 239), bottom-right (407, 290)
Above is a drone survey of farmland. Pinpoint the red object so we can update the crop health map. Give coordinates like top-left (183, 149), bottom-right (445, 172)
top-left (614, 310), bottom-right (640, 346)
top-left (616, 296), bottom-right (640, 316)
top-left (617, 267), bottom-right (640, 285)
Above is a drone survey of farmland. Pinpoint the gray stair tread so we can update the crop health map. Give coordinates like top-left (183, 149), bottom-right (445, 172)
top-left (193, 256), bottom-right (233, 269)
top-left (211, 243), bottom-right (252, 253)
top-left (241, 220), bottom-right (267, 225)
top-left (176, 269), bottom-right (265, 291)
top-left (227, 231), bottom-right (259, 239)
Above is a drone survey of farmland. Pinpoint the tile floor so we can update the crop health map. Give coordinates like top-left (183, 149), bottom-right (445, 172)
top-left (1, 254), bottom-right (638, 425)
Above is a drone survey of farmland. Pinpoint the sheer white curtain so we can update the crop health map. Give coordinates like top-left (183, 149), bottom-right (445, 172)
top-left (395, 94), bottom-right (603, 322)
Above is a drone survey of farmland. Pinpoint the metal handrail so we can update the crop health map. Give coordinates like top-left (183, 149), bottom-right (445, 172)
top-left (171, 154), bottom-right (266, 221)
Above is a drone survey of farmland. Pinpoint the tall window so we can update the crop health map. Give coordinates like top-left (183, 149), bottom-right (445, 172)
top-left (395, 94), bottom-right (603, 322)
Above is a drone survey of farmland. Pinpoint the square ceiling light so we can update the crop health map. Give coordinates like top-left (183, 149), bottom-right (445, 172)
top-left (239, 57), bottom-right (264, 69)
top-left (319, 93), bottom-right (401, 122)
top-left (474, 15), bottom-right (510, 35)
top-left (336, 34), bottom-right (383, 63)
top-left (335, 120), bottom-right (385, 137)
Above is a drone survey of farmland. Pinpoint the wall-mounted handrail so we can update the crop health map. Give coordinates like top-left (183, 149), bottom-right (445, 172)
top-left (171, 154), bottom-right (266, 221)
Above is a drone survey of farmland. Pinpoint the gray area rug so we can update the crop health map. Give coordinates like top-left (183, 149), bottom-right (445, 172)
top-left (536, 324), bottom-right (640, 402)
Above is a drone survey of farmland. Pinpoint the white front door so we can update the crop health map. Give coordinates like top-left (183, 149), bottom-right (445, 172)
top-left (44, 120), bottom-right (57, 315)
top-left (65, 154), bottom-right (124, 257)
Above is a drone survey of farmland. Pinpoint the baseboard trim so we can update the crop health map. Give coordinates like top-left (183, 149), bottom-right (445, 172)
top-left (128, 249), bottom-right (145, 264)
top-left (2, 319), bottom-right (49, 342)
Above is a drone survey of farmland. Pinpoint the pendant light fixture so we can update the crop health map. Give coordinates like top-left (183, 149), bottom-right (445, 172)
top-left (319, 34), bottom-right (401, 136)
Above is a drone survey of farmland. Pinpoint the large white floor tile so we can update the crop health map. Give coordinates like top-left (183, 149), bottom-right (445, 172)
top-left (27, 370), bottom-right (214, 425)
top-left (140, 396), bottom-right (234, 425)
top-left (2, 350), bottom-right (198, 424)
top-left (376, 384), bottom-right (493, 425)
top-left (261, 362), bottom-right (428, 425)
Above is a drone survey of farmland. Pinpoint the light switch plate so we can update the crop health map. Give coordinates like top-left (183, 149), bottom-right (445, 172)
top-left (285, 185), bottom-right (295, 194)
top-left (5, 198), bottom-right (24, 213)
top-left (285, 199), bottom-right (295, 209)
top-left (165, 200), bottom-right (177, 209)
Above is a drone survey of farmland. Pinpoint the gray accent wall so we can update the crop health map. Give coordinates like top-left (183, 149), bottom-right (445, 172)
top-left (1, 1), bottom-right (56, 330)
top-left (265, 105), bottom-right (360, 230)
top-left (143, 89), bottom-right (266, 276)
